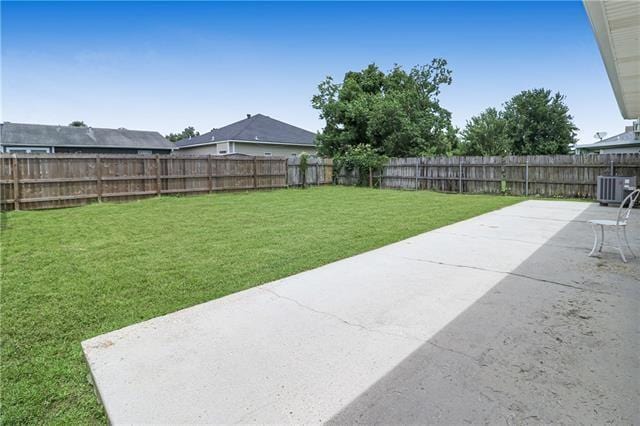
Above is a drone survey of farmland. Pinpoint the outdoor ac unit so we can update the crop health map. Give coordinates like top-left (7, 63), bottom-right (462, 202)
top-left (597, 176), bottom-right (637, 205)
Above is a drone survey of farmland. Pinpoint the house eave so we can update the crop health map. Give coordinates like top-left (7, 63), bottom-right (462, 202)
top-left (176, 139), bottom-right (316, 149)
top-left (583, 1), bottom-right (640, 119)
top-left (576, 141), bottom-right (640, 150)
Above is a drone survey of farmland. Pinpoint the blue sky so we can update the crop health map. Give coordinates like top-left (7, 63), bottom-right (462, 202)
top-left (1, 1), bottom-right (628, 144)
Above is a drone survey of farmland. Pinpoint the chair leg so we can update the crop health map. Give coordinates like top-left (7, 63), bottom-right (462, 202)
top-left (623, 226), bottom-right (636, 258)
top-left (598, 225), bottom-right (605, 252)
top-left (589, 224), bottom-right (599, 257)
top-left (616, 226), bottom-right (627, 263)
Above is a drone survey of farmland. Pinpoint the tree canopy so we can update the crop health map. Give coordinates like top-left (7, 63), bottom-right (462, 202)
top-left (460, 89), bottom-right (577, 156)
top-left (312, 60), bottom-right (458, 158)
top-left (459, 108), bottom-right (509, 156)
top-left (503, 89), bottom-right (577, 155)
top-left (68, 121), bottom-right (87, 127)
top-left (165, 126), bottom-right (200, 143)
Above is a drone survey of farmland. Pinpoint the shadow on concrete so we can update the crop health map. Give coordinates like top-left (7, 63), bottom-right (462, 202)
top-left (328, 204), bottom-right (640, 424)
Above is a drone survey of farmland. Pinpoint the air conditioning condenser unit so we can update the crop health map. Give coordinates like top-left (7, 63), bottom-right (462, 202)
top-left (596, 176), bottom-right (636, 205)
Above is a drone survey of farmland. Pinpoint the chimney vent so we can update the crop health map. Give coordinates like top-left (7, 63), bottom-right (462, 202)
top-left (246, 114), bottom-right (251, 119)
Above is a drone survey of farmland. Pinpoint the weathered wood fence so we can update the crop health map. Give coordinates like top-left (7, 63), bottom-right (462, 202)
top-left (286, 157), bottom-right (333, 187)
top-left (340, 154), bottom-right (640, 198)
top-left (0, 154), bottom-right (329, 211)
top-left (4, 153), bottom-right (639, 210)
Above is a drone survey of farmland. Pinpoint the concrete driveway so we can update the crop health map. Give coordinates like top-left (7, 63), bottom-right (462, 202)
top-left (82, 200), bottom-right (639, 424)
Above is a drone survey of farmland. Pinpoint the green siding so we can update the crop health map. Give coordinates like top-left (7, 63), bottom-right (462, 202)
top-left (232, 142), bottom-right (316, 156)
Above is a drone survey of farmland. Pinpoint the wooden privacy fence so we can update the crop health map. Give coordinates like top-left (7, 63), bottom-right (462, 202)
top-left (1, 154), bottom-right (335, 211)
top-left (384, 154), bottom-right (640, 197)
top-left (1, 154), bottom-right (293, 211)
top-left (4, 153), bottom-right (639, 210)
top-left (286, 157), bottom-right (333, 187)
top-left (343, 154), bottom-right (640, 198)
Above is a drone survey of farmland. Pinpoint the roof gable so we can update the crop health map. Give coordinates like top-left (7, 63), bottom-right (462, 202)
top-left (0, 122), bottom-right (174, 150)
top-left (176, 114), bottom-right (316, 148)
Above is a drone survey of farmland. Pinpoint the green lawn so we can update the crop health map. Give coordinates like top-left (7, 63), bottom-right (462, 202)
top-left (0, 186), bottom-right (520, 423)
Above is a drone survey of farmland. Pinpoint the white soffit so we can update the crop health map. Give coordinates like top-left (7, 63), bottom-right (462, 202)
top-left (584, 0), bottom-right (640, 119)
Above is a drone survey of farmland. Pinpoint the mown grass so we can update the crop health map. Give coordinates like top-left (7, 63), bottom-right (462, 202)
top-left (0, 186), bottom-right (520, 423)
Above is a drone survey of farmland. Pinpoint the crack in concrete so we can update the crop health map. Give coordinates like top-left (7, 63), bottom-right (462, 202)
top-left (426, 340), bottom-right (480, 363)
top-left (431, 230), bottom-right (593, 252)
top-left (493, 214), bottom-right (591, 224)
top-left (399, 256), bottom-right (612, 295)
top-left (258, 287), bottom-right (423, 343)
top-left (234, 399), bottom-right (276, 424)
top-left (258, 288), bottom-right (501, 367)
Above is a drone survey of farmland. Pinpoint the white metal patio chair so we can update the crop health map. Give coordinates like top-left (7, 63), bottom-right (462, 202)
top-left (588, 188), bottom-right (640, 263)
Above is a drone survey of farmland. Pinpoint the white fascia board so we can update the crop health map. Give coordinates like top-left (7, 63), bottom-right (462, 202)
top-left (583, 0), bottom-right (630, 119)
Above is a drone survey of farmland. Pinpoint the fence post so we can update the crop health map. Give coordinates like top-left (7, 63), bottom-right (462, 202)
top-left (253, 156), bottom-right (258, 189)
top-left (155, 154), bottom-right (161, 196)
top-left (11, 154), bottom-right (20, 211)
top-left (525, 159), bottom-right (529, 197)
top-left (501, 156), bottom-right (507, 194)
top-left (415, 159), bottom-right (419, 191)
top-left (369, 167), bottom-right (373, 188)
top-left (458, 157), bottom-right (463, 194)
top-left (208, 155), bottom-right (213, 193)
top-left (285, 158), bottom-right (289, 187)
top-left (96, 155), bottom-right (102, 202)
top-left (610, 159), bottom-right (614, 176)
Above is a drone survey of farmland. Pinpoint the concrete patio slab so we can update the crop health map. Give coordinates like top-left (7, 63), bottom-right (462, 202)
top-left (82, 200), bottom-right (639, 424)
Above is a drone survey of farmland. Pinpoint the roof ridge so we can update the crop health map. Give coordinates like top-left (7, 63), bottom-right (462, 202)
top-left (227, 114), bottom-right (258, 140)
top-left (183, 115), bottom-right (257, 143)
top-left (250, 114), bottom-right (314, 134)
top-left (1, 122), bottom-right (172, 149)
top-left (2, 122), bottom-right (159, 134)
top-left (175, 114), bottom-right (316, 148)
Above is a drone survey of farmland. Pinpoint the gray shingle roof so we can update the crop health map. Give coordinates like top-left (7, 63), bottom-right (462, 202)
top-left (175, 114), bottom-right (316, 148)
top-left (576, 129), bottom-right (640, 149)
top-left (0, 122), bottom-right (174, 150)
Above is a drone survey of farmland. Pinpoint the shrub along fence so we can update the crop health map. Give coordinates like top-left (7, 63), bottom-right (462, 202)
top-left (339, 154), bottom-right (640, 199)
top-left (0, 154), bottom-right (330, 211)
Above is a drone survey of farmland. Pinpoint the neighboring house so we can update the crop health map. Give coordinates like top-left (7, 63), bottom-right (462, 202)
top-left (575, 125), bottom-right (640, 154)
top-left (0, 122), bottom-right (174, 154)
top-left (175, 114), bottom-right (317, 157)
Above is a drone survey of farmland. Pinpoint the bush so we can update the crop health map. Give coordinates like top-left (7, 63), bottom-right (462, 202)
top-left (334, 144), bottom-right (388, 186)
top-left (299, 152), bottom-right (309, 188)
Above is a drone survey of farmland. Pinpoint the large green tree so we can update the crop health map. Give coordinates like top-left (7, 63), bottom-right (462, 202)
top-left (460, 89), bottom-right (578, 156)
top-left (459, 108), bottom-right (509, 156)
top-left (165, 126), bottom-right (200, 143)
top-left (312, 60), bottom-right (457, 157)
top-left (502, 89), bottom-right (577, 155)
